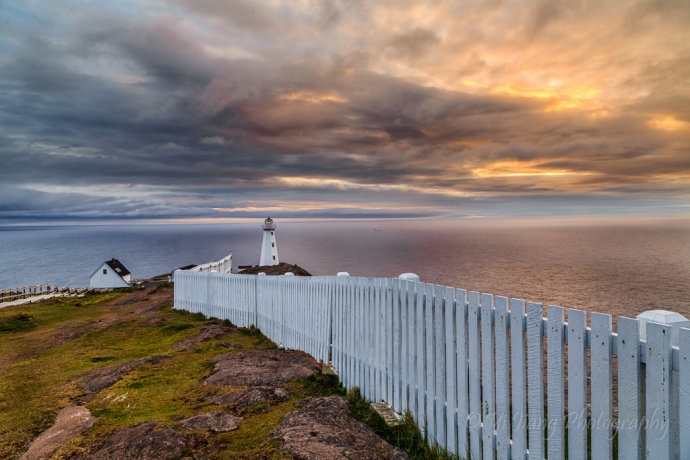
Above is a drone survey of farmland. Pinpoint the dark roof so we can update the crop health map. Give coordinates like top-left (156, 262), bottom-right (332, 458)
top-left (177, 264), bottom-right (198, 271)
top-left (105, 258), bottom-right (131, 277)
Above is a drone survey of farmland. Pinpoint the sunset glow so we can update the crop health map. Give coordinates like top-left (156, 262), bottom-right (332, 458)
top-left (0, 1), bottom-right (688, 221)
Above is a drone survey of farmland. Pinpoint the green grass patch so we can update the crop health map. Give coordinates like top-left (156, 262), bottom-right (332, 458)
top-left (0, 287), bottom-right (212, 458)
top-left (0, 312), bottom-right (37, 332)
top-left (1, 286), bottom-right (456, 459)
top-left (346, 387), bottom-right (459, 459)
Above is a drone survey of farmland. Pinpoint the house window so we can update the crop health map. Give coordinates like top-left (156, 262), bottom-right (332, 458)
top-left (272, 243), bottom-right (275, 247)
top-left (103, 269), bottom-right (107, 274)
top-left (273, 256), bottom-right (276, 260)
top-left (271, 232), bottom-right (274, 236)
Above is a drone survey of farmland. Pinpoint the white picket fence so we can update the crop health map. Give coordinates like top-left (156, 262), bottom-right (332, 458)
top-left (173, 271), bottom-right (690, 459)
top-left (190, 253), bottom-right (233, 273)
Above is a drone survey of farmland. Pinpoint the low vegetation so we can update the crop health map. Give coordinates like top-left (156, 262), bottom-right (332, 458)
top-left (0, 284), bottom-right (455, 459)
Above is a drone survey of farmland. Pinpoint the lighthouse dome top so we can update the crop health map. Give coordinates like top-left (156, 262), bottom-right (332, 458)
top-left (262, 217), bottom-right (276, 230)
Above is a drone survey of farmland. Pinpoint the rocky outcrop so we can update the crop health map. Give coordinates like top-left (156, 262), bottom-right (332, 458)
top-left (238, 262), bottom-right (312, 276)
top-left (272, 396), bottom-right (409, 460)
top-left (170, 323), bottom-right (238, 350)
top-left (81, 355), bottom-right (168, 395)
top-left (179, 412), bottom-right (242, 432)
top-left (19, 407), bottom-right (97, 460)
top-left (205, 349), bottom-right (320, 387)
top-left (87, 422), bottom-right (193, 460)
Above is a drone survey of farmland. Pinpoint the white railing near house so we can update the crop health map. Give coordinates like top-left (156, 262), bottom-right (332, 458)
top-left (173, 270), bottom-right (690, 459)
top-left (0, 284), bottom-right (60, 303)
top-left (190, 253), bottom-right (233, 273)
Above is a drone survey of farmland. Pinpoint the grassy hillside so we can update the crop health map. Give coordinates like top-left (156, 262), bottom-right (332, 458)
top-left (0, 284), bottom-right (450, 459)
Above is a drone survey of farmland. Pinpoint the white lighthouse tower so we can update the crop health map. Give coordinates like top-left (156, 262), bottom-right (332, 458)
top-left (259, 217), bottom-right (279, 266)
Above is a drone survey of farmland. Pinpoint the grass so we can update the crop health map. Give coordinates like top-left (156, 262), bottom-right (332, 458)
top-left (345, 387), bottom-right (458, 459)
top-left (0, 312), bottom-right (37, 332)
top-left (0, 285), bottom-right (455, 459)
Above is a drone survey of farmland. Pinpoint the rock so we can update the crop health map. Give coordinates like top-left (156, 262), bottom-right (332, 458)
top-left (171, 323), bottom-right (238, 350)
top-left (82, 355), bottom-right (168, 395)
top-left (20, 406), bottom-right (97, 460)
top-left (208, 388), bottom-right (268, 407)
top-left (207, 387), bottom-right (291, 409)
top-left (179, 412), bottom-right (242, 432)
top-left (238, 262), bottom-right (312, 276)
top-left (204, 349), bottom-right (320, 387)
top-left (87, 422), bottom-right (192, 460)
top-left (273, 387), bottom-right (291, 401)
top-left (272, 396), bottom-right (409, 460)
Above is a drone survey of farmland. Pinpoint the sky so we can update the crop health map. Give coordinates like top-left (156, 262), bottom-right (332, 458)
top-left (1, 0), bottom-right (689, 223)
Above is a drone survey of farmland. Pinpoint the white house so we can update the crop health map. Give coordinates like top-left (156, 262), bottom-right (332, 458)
top-left (89, 258), bottom-right (131, 288)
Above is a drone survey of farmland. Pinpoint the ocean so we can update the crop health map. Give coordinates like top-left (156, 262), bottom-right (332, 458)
top-left (1, 217), bottom-right (689, 320)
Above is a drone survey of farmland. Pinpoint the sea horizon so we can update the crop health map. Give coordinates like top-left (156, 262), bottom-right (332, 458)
top-left (1, 215), bottom-right (689, 322)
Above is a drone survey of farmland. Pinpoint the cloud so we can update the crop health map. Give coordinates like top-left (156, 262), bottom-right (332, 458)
top-left (0, 0), bottom-right (688, 222)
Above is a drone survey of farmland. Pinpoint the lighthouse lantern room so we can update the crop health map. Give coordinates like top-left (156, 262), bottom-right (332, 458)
top-left (259, 217), bottom-right (279, 266)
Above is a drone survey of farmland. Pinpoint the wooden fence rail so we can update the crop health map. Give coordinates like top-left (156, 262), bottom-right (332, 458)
top-left (173, 271), bottom-right (690, 459)
top-left (0, 284), bottom-right (59, 303)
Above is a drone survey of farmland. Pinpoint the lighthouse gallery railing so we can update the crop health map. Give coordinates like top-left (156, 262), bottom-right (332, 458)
top-left (173, 270), bottom-right (690, 459)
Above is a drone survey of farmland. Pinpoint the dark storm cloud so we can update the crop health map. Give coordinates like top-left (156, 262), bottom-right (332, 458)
top-left (386, 28), bottom-right (441, 60)
top-left (0, 0), bottom-right (688, 222)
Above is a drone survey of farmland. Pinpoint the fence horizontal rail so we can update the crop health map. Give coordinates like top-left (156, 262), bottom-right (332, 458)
top-left (173, 270), bottom-right (690, 459)
top-left (0, 284), bottom-right (60, 303)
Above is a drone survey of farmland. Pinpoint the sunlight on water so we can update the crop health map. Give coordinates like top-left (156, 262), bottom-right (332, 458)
top-left (1, 217), bottom-right (689, 319)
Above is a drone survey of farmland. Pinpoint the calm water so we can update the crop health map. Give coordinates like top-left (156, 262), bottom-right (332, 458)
top-left (1, 218), bottom-right (689, 320)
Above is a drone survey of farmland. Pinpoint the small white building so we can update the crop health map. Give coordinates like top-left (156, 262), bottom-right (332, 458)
top-left (259, 217), bottom-right (279, 266)
top-left (89, 258), bottom-right (131, 288)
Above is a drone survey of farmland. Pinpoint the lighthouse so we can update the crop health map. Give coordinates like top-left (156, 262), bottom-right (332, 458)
top-left (259, 217), bottom-right (279, 266)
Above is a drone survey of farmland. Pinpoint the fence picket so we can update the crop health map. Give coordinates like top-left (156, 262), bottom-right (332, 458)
top-left (356, 280), bottom-right (363, 395)
top-left (547, 305), bottom-right (565, 460)
top-left (494, 296), bottom-right (510, 460)
top-left (526, 301), bottom-right (544, 460)
top-left (374, 279), bottom-right (382, 402)
top-left (404, 281), bottom-right (416, 418)
top-left (445, 286), bottom-right (457, 454)
top-left (386, 279), bottom-right (394, 406)
top-left (481, 293), bottom-right (496, 460)
top-left (415, 281), bottom-right (426, 431)
top-left (468, 291), bottom-right (482, 459)
top-left (567, 309), bottom-right (587, 460)
top-left (435, 285), bottom-right (447, 449)
top-left (368, 279), bottom-right (376, 401)
top-left (332, 279), bottom-right (341, 372)
top-left (378, 279), bottom-right (385, 402)
top-left (680, 328), bottom-right (690, 459)
top-left (617, 316), bottom-right (643, 460)
top-left (392, 279), bottom-right (401, 411)
top-left (510, 298), bottom-right (527, 460)
top-left (591, 312), bottom-right (613, 460)
top-left (456, 289), bottom-right (469, 457)
top-left (348, 279), bottom-right (355, 388)
top-left (646, 321), bottom-right (673, 458)
top-left (424, 284), bottom-right (436, 441)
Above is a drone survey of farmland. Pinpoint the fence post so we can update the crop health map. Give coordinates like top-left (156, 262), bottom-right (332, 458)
top-left (680, 327), bottom-right (690, 458)
top-left (399, 273), bottom-right (420, 282)
top-left (637, 310), bottom-right (689, 460)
